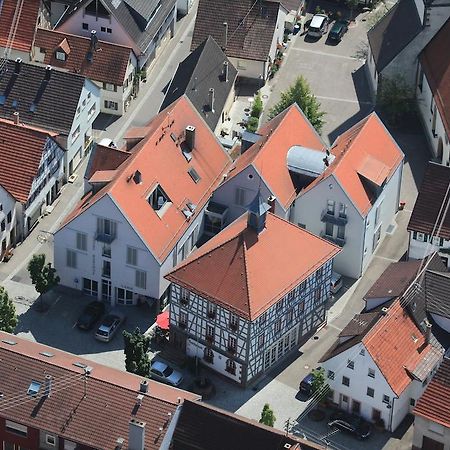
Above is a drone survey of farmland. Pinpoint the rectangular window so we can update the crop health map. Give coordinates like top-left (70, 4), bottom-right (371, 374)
top-left (327, 200), bottom-right (335, 214)
top-left (228, 335), bottom-right (237, 352)
top-left (229, 314), bottom-right (239, 331)
top-left (46, 435), bottom-right (56, 446)
top-left (274, 319), bottom-right (281, 333)
top-left (104, 100), bottom-right (118, 110)
top-left (71, 125), bottom-right (80, 143)
top-left (97, 217), bottom-right (116, 239)
top-left (368, 368), bottom-right (375, 378)
top-left (347, 360), bottom-right (354, 370)
top-left (258, 334), bottom-right (265, 348)
top-left (83, 278), bottom-right (98, 296)
top-left (127, 246), bottom-right (138, 266)
top-left (102, 243), bottom-right (111, 258)
top-left (5, 420), bottom-right (27, 437)
top-left (298, 301), bottom-right (304, 314)
top-left (82, 22), bottom-right (88, 30)
top-left (107, 27), bottom-right (112, 33)
top-left (135, 270), bottom-right (147, 289)
top-left (206, 324), bottom-right (214, 340)
top-left (55, 51), bottom-right (66, 61)
top-left (1, 220), bottom-right (5, 231)
top-left (342, 376), bottom-right (350, 387)
top-left (314, 287), bottom-right (321, 304)
top-left (76, 232), bottom-right (87, 251)
top-left (88, 103), bottom-right (96, 118)
top-left (259, 312), bottom-right (267, 327)
top-left (148, 185), bottom-right (170, 211)
top-left (179, 311), bottom-right (187, 327)
top-left (102, 260), bottom-right (111, 278)
top-left (339, 203), bottom-right (347, 218)
top-left (372, 225), bottom-right (382, 251)
top-left (103, 82), bottom-right (117, 92)
top-left (285, 308), bottom-right (293, 324)
top-left (235, 187), bottom-right (247, 206)
top-left (66, 249), bottom-right (77, 268)
top-left (375, 201), bottom-right (383, 225)
top-left (188, 167), bottom-right (201, 183)
top-left (101, 26), bottom-right (106, 32)
top-left (6, 212), bottom-right (11, 223)
top-left (360, 348), bottom-right (365, 356)
top-left (410, 398), bottom-right (415, 407)
top-left (337, 225), bottom-right (345, 240)
top-left (207, 302), bottom-right (216, 318)
top-left (382, 395), bottom-right (390, 404)
top-left (325, 222), bottom-right (334, 237)
top-left (367, 387), bottom-right (375, 398)
top-left (327, 370), bottom-right (335, 380)
top-left (180, 287), bottom-right (190, 304)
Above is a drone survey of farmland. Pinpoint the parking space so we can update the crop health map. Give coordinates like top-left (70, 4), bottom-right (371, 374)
top-left (13, 285), bottom-right (158, 370)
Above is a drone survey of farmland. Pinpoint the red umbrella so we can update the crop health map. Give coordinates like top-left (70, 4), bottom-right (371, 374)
top-left (156, 311), bottom-right (170, 330)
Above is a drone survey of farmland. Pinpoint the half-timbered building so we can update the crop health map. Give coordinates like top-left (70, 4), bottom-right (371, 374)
top-left (166, 194), bottom-right (340, 386)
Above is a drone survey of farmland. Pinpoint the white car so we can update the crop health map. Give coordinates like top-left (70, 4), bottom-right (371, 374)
top-left (330, 272), bottom-right (343, 295)
top-left (94, 310), bottom-right (125, 342)
top-left (149, 360), bottom-right (183, 387)
top-left (307, 14), bottom-right (329, 38)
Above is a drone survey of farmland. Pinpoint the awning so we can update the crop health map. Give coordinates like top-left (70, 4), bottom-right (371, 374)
top-left (156, 311), bottom-right (170, 330)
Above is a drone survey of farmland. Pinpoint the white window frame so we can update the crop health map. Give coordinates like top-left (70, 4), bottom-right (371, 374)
top-left (127, 246), bottom-right (138, 266)
top-left (46, 434), bottom-right (56, 446)
top-left (56, 51), bottom-right (66, 61)
top-left (135, 269), bottom-right (147, 289)
top-left (5, 420), bottom-right (27, 437)
top-left (66, 249), bottom-right (77, 268)
top-left (71, 125), bottom-right (80, 143)
top-left (76, 232), bottom-right (87, 251)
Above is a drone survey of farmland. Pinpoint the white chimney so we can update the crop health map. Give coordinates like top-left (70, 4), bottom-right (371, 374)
top-left (128, 419), bottom-right (146, 450)
top-left (223, 61), bottom-right (229, 82)
top-left (208, 88), bottom-right (215, 113)
top-left (425, 320), bottom-right (432, 345)
top-left (223, 22), bottom-right (228, 49)
top-left (13, 111), bottom-right (20, 125)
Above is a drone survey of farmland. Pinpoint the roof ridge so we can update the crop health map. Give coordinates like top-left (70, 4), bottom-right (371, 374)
top-left (241, 229), bottom-right (252, 317)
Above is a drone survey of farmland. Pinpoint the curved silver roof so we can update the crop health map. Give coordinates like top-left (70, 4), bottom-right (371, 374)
top-left (287, 145), bottom-right (334, 177)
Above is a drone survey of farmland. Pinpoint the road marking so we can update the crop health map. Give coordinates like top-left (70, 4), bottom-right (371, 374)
top-left (316, 95), bottom-right (373, 105)
top-left (291, 47), bottom-right (357, 61)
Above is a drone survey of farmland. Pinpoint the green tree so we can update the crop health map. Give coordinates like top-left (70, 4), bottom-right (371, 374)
top-left (259, 403), bottom-right (276, 427)
top-left (377, 74), bottom-right (415, 126)
top-left (123, 327), bottom-right (151, 377)
top-left (268, 76), bottom-right (325, 133)
top-left (246, 116), bottom-right (259, 133)
top-left (311, 367), bottom-right (329, 398)
top-left (27, 254), bottom-right (60, 310)
top-left (0, 286), bottom-right (18, 333)
top-left (346, 0), bottom-right (359, 21)
top-left (251, 93), bottom-right (263, 118)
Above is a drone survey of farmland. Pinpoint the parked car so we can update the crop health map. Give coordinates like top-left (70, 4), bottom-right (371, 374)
top-left (299, 367), bottom-right (321, 397)
top-left (328, 20), bottom-right (349, 42)
top-left (76, 301), bottom-right (105, 330)
top-left (328, 411), bottom-right (372, 439)
top-left (307, 14), bottom-right (329, 38)
top-left (95, 310), bottom-right (125, 342)
top-left (330, 272), bottom-right (343, 295)
top-left (149, 360), bottom-right (183, 387)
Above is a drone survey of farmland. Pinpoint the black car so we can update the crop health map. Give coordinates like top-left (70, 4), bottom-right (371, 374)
top-left (76, 301), bottom-right (105, 330)
top-left (328, 20), bottom-right (349, 42)
top-left (299, 367), bottom-right (321, 397)
top-left (328, 411), bottom-right (372, 439)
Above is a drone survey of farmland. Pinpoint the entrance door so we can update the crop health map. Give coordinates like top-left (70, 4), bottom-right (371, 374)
top-left (101, 279), bottom-right (111, 302)
top-left (422, 436), bottom-right (444, 450)
top-left (352, 400), bottom-right (361, 415)
top-left (340, 394), bottom-right (349, 412)
top-left (372, 408), bottom-right (381, 422)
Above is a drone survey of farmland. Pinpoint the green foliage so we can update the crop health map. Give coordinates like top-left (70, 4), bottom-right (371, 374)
top-left (377, 74), bottom-right (416, 126)
top-left (27, 254), bottom-right (60, 296)
top-left (246, 116), bottom-right (259, 133)
top-left (311, 367), bottom-right (329, 400)
top-left (268, 76), bottom-right (325, 133)
top-left (259, 403), bottom-right (276, 427)
top-left (346, 0), bottom-right (359, 19)
top-left (123, 327), bottom-right (151, 376)
top-left (251, 93), bottom-right (263, 118)
top-left (0, 286), bottom-right (18, 333)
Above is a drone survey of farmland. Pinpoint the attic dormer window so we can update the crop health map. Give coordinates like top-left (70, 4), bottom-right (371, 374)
top-left (56, 51), bottom-right (66, 61)
top-left (148, 185), bottom-right (170, 212)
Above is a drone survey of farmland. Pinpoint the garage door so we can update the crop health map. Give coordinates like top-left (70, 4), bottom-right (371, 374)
top-left (422, 436), bottom-right (444, 450)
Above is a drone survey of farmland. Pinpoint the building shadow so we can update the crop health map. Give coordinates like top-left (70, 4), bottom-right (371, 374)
top-left (92, 113), bottom-right (121, 132)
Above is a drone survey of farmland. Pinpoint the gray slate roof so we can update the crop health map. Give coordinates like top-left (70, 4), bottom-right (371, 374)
top-left (367, 0), bottom-right (422, 72)
top-left (0, 60), bottom-right (85, 135)
top-left (160, 36), bottom-right (237, 131)
top-left (57, 0), bottom-right (176, 54)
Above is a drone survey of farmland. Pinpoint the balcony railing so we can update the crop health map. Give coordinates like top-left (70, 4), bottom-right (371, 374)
top-left (321, 210), bottom-right (348, 226)
top-left (95, 231), bottom-right (116, 244)
top-left (320, 231), bottom-right (346, 247)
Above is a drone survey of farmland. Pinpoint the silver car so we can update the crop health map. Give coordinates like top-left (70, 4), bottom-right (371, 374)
top-left (307, 14), bottom-right (328, 38)
top-left (149, 360), bottom-right (183, 387)
top-left (95, 310), bottom-right (125, 342)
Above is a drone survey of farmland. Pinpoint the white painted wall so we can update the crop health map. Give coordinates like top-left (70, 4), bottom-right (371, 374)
top-left (408, 233), bottom-right (450, 269)
top-left (365, 45), bottom-right (378, 101)
top-left (0, 186), bottom-right (18, 256)
top-left (416, 70), bottom-right (450, 165)
top-left (413, 415), bottom-right (450, 450)
top-left (228, 57), bottom-right (266, 81)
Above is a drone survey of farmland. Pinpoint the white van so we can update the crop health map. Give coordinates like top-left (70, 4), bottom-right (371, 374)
top-left (330, 272), bottom-right (343, 295)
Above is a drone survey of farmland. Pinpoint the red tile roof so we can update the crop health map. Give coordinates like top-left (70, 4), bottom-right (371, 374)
top-left (0, 118), bottom-right (60, 203)
top-left (414, 357), bottom-right (450, 428)
top-left (0, 0), bottom-right (41, 53)
top-left (34, 28), bottom-right (133, 85)
top-left (166, 212), bottom-right (340, 320)
top-left (0, 331), bottom-right (200, 450)
top-left (227, 104), bottom-right (326, 209)
top-left (61, 96), bottom-right (231, 262)
top-left (85, 144), bottom-right (131, 180)
top-left (364, 299), bottom-right (436, 396)
top-left (326, 113), bottom-right (404, 216)
top-left (420, 18), bottom-right (450, 137)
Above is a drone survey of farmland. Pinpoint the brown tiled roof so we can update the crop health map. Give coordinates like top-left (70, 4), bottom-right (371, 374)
top-left (167, 212), bottom-right (340, 320)
top-left (34, 28), bottom-right (133, 85)
top-left (0, 118), bottom-right (60, 203)
top-left (408, 162), bottom-right (450, 239)
top-left (414, 357), bottom-right (450, 428)
top-left (425, 270), bottom-right (450, 319)
top-left (172, 400), bottom-right (325, 450)
top-left (85, 143), bottom-right (131, 180)
top-left (0, 0), bottom-right (41, 52)
top-left (60, 96), bottom-right (232, 262)
top-left (364, 260), bottom-right (422, 301)
top-left (0, 332), bottom-right (200, 450)
top-left (191, 0), bottom-right (281, 61)
top-left (364, 299), bottom-right (440, 396)
top-left (420, 18), bottom-right (450, 137)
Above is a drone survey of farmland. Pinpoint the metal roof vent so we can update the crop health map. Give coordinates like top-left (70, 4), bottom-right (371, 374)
top-left (136, 393), bottom-right (144, 406)
top-left (381, 307), bottom-right (389, 315)
top-left (284, 445), bottom-right (292, 449)
top-left (27, 380), bottom-right (42, 397)
top-left (133, 170), bottom-right (142, 184)
top-left (115, 437), bottom-right (125, 449)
